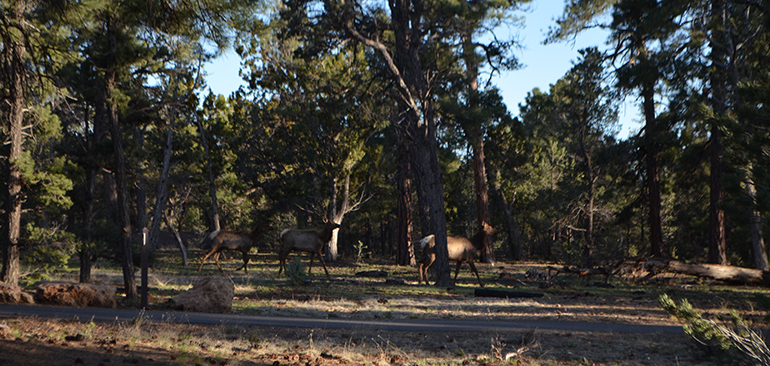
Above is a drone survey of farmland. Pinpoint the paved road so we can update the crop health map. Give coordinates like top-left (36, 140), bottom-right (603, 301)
top-left (0, 304), bottom-right (682, 334)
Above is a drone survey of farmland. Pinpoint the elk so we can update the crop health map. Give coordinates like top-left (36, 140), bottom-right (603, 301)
top-left (418, 222), bottom-right (498, 287)
top-left (277, 220), bottom-right (341, 277)
top-left (197, 222), bottom-right (272, 273)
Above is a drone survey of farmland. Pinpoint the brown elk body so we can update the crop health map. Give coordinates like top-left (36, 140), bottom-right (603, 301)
top-left (278, 221), bottom-right (341, 277)
top-left (197, 223), bottom-right (271, 273)
top-left (418, 223), bottom-right (498, 287)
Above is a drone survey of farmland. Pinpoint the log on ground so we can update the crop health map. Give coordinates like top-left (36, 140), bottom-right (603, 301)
top-left (645, 257), bottom-right (770, 286)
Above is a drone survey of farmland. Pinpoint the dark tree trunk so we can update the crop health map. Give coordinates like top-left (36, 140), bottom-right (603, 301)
top-left (488, 169), bottom-right (523, 260)
top-left (104, 21), bottom-right (136, 301)
top-left (707, 0), bottom-right (728, 265)
top-left (391, 0), bottom-right (451, 286)
top-left (470, 127), bottom-right (494, 264)
top-left (80, 169), bottom-right (96, 283)
top-left (708, 122), bottom-right (727, 264)
top-left (344, 0), bottom-right (451, 285)
top-left (746, 172), bottom-right (768, 270)
top-left (164, 212), bottom-right (188, 267)
top-left (194, 115), bottom-right (221, 232)
top-left (134, 126), bottom-right (148, 231)
top-left (642, 82), bottom-right (663, 257)
top-left (396, 139), bottom-right (415, 266)
top-left (1, 23), bottom-right (25, 285)
top-left (147, 110), bottom-right (176, 253)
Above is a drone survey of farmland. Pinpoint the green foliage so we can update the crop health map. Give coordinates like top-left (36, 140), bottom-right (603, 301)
top-left (353, 240), bottom-right (368, 263)
top-left (659, 293), bottom-right (770, 366)
top-left (659, 293), bottom-right (733, 350)
top-left (285, 257), bottom-right (309, 285)
top-left (21, 224), bottom-right (77, 285)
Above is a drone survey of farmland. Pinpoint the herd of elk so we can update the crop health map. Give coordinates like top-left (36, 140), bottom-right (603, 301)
top-left (197, 222), bottom-right (272, 273)
top-left (197, 217), bottom-right (495, 287)
top-left (418, 222), bottom-right (498, 287)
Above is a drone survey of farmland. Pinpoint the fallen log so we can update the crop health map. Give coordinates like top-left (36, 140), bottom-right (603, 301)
top-left (474, 288), bottom-right (544, 298)
top-left (644, 258), bottom-right (770, 286)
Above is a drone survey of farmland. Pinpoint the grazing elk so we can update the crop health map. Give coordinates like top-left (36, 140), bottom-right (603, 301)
top-left (418, 222), bottom-right (498, 287)
top-left (277, 220), bottom-right (341, 277)
top-left (197, 222), bottom-right (272, 273)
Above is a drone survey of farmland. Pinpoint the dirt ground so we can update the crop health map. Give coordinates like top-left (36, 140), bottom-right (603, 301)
top-left (0, 258), bottom-right (764, 366)
top-left (0, 315), bottom-right (719, 366)
top-left (0, 290), bottom-right (747, 366)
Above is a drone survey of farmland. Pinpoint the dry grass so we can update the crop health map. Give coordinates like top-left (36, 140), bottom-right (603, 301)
top-left (5, 251), bottom-right (769, 365)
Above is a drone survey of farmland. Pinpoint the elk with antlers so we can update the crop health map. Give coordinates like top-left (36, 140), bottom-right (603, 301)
top-left (418, 222), bottom-right (498, 287)
top-left (277, 220), bottom-right (341, 277)
top-left (197, 222), bottom-right (272, 273)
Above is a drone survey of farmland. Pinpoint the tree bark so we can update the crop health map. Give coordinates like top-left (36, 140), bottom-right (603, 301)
top-left (706, 0), bottom-right (729, 265)
top-left (104, 19), bottom-right (137, 301)
top-left (1, 15), bottom-right (26, 285)
top-left (746, 172), bottom-right (768, 270)
top-left (642, 81), bottom-right (664, 257)
top-left (489, 169), bottom-right (523, 261)
top-left (194, 115), bottom-right (221, 232)
top-left (343, 0), bottom-right (451, 285)
top-left (147, 107), bottom-right (176, 253)
top-left (164, 211), bottom-right (188, 267)
top-left (392, 0), bottom-right (451, 286)
top-left (395, 139), bottom-right (415, 266)
top-left (470, 127), bottom-right (494, 264)
top-left (80, 169), bottom-right (96, 283)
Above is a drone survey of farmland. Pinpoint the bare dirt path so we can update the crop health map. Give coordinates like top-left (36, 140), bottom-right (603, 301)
top-left (0, 303), bottom-right (683, 334)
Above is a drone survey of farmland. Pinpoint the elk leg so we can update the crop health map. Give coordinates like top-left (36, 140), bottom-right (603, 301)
top-left (453, 260), bottom-right (463, 282)
top-left (213, 251), bottom-right (224, 272)
top-left (316, 252), bottom-right (330, 277)
top-left (236, 250), bottom-right (249, 273)
top-left (420, 254), bottom-right (435, 285)
top-left (198, 249), bottom-right (218, 272)
top-left (308, 252), bottom-right (315, 275)
top-left (277, 250), bottom-right (289, 275)
top-left (468, 261), bottom-right (483, 287)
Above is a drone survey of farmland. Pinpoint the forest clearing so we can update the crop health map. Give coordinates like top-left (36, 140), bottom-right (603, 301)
top-left (3, 0), bottom-right (770, 364)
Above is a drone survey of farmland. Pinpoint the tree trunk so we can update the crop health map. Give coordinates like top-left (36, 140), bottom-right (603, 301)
top-left (489, 168), bottom-right (523, 261)
top-left (104, 20), bottom-right (137, 300)
top-left (746, 172), bottom-right (768, 270)
top-left (395, 139), bottom-right (415, 266)
top-left (580, 124), bottom-right (595, 268)
top-left (194, 115), bottom-right (221, 232)
top-left (147, 108), bottom-right (176, 253)
top-left (408, 117), bottom-right (451, 286)
top-left (80, 169), bottom-right (96, 283)
top-left (707, 122), bottom-right (727, 264)
top-left (164, 212), bottom-right (188, 267)
top-left (642, 81), bottom-right (664, 257)
top-left (707, 0), bottom-right (728, 265)
top-left (134, 126), bottom-right (148, 231)
top-left (461, 31), bottom-right (494, 265)
top-left (1, 24), bottom-right (25, 285)
top-left (470, 127), bottom-right (494, 264)
top-left (393, 0), bottom-right (451, 287)
top-left (325, 175), bottom-right (352, 262)
top-left (344, 0), bottom-right (451, 285)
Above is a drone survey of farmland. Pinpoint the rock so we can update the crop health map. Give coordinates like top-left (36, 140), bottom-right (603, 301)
top-left (36, 282), bottom-right (117, 308)
top-left (170, 276), bottom-right (233, 313)
top-left (0, 283), bottom-right (34, 304)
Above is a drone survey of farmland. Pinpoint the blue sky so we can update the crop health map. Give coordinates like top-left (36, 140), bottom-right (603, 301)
top-left (203, 0), bottom-right (642, 139)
